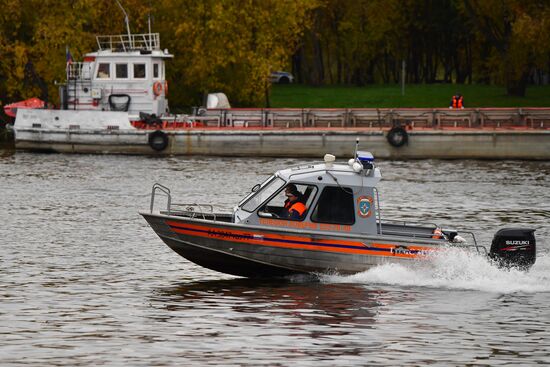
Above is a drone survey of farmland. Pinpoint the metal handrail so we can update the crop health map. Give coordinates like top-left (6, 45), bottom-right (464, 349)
top-left (96, 33), bottom-right (160, 51)
top-left (150, 183), bottom-right (171, 214)
top-left (378, 229), bottom-right (436, 239)
top-left (380, 218), bottom-right (439, 229)
top-left (373, 187), bottom-right (382, 235)
top-left (67, 62), bottom-right (93, 80)
top-left (192, 107), bottom-right (550, 129)
top-left (170, 203), bottom-right (216, 221)
top-left (377, 219), bottom-right (442, 240)
top-left (377, 222), bottom-right (486, 252)
top-left (458, 230), bottom-right (486, 254)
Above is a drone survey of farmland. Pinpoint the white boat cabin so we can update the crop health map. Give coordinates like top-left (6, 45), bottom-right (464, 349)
top-left (63, 33), bottom-right (172, 118)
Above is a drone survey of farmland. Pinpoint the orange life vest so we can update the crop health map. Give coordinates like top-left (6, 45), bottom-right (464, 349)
top-left (452, 95), bottom-right (463, 109)
top-left (286, 201), bottom-right (306, 216)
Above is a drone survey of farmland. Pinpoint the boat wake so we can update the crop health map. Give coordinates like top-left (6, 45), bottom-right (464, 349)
top-left (322, 246), bottom-right (550, 293)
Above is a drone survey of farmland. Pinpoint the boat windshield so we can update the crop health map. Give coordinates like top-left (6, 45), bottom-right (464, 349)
top-left (240, 176), bottom-right (286, 212)
top-left (238, 175), bottom-right (274, 207)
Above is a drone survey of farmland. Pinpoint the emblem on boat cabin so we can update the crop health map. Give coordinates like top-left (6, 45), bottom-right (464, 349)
top-left (357, 196), bottom-right (373, 218)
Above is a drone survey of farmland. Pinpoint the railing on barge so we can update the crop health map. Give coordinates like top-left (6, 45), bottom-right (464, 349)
top-left (190, 107), bottom-right (550, 129)
top-left (96, 33), bottom-right (160, 52)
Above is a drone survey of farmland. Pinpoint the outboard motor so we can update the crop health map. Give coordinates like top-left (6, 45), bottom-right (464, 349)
top-left (489, 228), bottom-right (536, 270)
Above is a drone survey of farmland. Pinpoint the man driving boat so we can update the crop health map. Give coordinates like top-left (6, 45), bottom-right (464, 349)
top-left (283, 184), bottom-right (307, 220)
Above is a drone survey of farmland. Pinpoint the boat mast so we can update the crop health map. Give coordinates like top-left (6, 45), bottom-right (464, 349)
top-left (148, 0), bottom-right (152, 35)
top-left (115, 0), bottom-right (133, 49)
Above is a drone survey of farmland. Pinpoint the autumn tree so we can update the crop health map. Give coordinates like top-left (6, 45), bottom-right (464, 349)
top-left (1, 0), bottom-right (549, 108)
top-left (156, 0), bottom-right (315, 107)
top-left (0, 0), bottom-right (151, 106)
top-left (0, 0), bottom-right (41, 102)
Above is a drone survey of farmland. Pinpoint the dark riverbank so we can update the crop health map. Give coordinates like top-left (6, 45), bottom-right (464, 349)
top-left (0, 127), bottom-right (15, 155)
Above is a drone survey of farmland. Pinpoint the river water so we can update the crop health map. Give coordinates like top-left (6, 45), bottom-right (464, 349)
top-left (1, 148), bottom-right (549, 366)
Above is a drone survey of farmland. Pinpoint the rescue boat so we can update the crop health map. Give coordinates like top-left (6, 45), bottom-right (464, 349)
top-left (140, 149), bottom-right (537, 278)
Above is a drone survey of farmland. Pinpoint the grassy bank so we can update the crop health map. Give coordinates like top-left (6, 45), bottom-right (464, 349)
top-left (270, 84), bottom-right (550, 108)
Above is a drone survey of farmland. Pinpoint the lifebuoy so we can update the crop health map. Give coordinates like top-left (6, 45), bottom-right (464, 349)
top-left (164, 80), bottom-right (168, 96)
top-left (387, 127), bottom-right (408, 147)
top-left (153, 81), bottom-right (163, 96)
top-left (148, 130), bottom-right (169, 151)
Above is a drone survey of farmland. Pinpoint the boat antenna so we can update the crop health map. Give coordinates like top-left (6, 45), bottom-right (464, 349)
top-left (354, 138), bottom-right (359, 159)
top-left (115, 0), bottom-right (133, 49)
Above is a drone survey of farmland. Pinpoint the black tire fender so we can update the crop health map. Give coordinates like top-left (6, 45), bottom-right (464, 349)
top-left (148, 130), bottom-right (169, 151)
top-left (386, 127), bottom-right (408, 148)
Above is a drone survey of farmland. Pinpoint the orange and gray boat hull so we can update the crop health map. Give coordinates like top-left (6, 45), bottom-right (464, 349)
top-left (141, 212), bottom-right (442, 278)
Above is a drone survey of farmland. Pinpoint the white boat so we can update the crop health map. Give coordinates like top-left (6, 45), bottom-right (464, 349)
top-left (12, 31), bottom-right (202, 154)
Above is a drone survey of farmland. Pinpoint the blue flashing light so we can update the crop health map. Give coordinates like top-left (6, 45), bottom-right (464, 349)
top-left (357, 151), bottom-right (374, 162)
top-left (357, 151), bottom-right (374, 169)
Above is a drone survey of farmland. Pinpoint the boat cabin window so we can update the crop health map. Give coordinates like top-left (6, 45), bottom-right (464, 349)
top-left (116, 63), bottom-right (128, 79)
top-left (311, 186), bottom-right (355, 225)
top-left (97, 63), bottom-right (110, 78)
top-left (153, 63), bottom-right (160, 79)
top-left (241, 177), bottom-right (285, 213)
top-left (258, 183), bottom-right (317, 221)
top-left (134, 63), bottom-right (146, 79)
top-left (238, 175), bottom-right (274, 207)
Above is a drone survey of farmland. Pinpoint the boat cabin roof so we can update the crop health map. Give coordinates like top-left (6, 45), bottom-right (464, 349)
top-left (276, 161), bottom-right (381, 187)
top-left (87, 33), bottom-right (173, 59)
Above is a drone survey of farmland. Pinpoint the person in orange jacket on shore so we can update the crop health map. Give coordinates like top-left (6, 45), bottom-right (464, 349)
top-left (449, 93), bottom-right (464, 109)
top-left (283, 184), bottom-right (307, 220)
